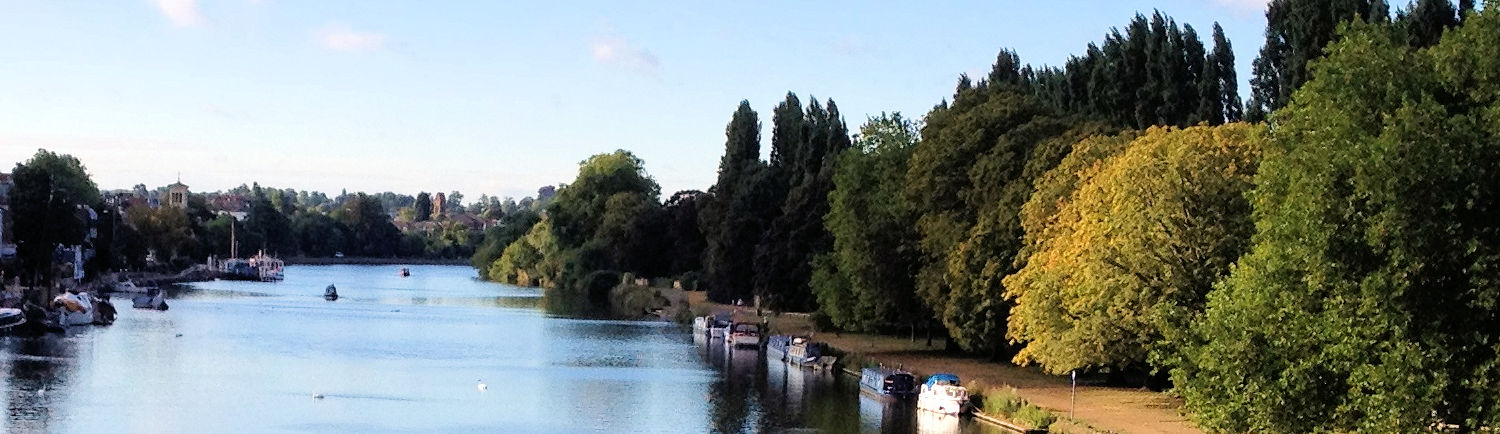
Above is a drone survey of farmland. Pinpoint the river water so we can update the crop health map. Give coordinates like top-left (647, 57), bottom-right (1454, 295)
top-left (0, 265), bottom-right (1003, 433)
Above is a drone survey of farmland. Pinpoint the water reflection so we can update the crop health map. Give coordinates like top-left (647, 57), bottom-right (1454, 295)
top-left (0, 265), bottom-right (1005, 433)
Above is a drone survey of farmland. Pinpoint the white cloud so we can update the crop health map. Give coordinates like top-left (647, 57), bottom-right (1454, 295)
top-left (314, 22), bottom-right (386, 52)
top-left (151, 0), bottom-right (205, 27)
top-left (590, 33), bottom-right (660, 74)
top-left (1216, 0), bottom-right (1271, 13)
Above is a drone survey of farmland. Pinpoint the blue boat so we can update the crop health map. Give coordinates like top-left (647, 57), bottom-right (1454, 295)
top-left (767, 335), bottom-right (835, 368)
top-left (860, 366), bottom-right (917, 399)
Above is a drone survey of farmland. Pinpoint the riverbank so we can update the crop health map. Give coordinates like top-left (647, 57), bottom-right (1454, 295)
top-left (281, 256), bottom-right (469, 266)
top-left (688, 293), bottom-right (1199, 434)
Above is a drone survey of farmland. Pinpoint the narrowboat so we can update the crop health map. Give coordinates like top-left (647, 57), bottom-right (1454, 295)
top-left (859, 366), bottom-right (917, 399)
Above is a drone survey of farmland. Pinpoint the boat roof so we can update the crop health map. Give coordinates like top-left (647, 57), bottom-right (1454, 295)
top-left (863, 366), bottom-right (913, 376)
top-left (925, 373), bottom-right (961, 386)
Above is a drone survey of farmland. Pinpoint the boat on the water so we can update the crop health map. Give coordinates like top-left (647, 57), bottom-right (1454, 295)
top-left (860, 366), bottom-right (917, 399)
top-left (325, 284), bottom-right (339, 301)
top-left (111, 278), bottom-right (155, 293)
top-left (399, 267), bottom-right (410, 277)
top-left (50, 291), bottom-right (115, 326)
top-left (917, 373), bottom-right (970, 415)
top-left (0, 308), bottom-right (26, 330)
top-left (767, 335), bottom-right (837, 368)
top-left (725, 322), bottom-right (761, 348)
top-left (131, 289), bottom-right (169, 311)
top-left (707, 313), bottom-right (731, 339)
top-left (220, 251), bottom-right (285, 282)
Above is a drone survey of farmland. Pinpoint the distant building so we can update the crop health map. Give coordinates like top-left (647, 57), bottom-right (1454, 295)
top-left (166, 180), bottom-right (189, 208)
top-left (431, 192), bottom-right (446, 218)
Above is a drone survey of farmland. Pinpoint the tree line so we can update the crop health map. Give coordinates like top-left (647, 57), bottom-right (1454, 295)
top-left (469, 0), bottom-right (1498, 429)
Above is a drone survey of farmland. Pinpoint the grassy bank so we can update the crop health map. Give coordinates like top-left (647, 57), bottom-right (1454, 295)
top-left (685, 292), bottom-right (1198, 434)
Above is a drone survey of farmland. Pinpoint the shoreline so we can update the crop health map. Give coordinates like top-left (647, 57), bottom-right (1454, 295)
top-left (686, 292), bottom-right (1199, 434)
top-left (281, 257), bottom-right (469, 266)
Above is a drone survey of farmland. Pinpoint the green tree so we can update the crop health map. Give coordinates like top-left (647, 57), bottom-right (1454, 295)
top-left (662, 190), bottom-right (707, 276)
top-left (414, 192), bottom-right (432, 222)
top-left (545, 150), bottom-right (662, 282)
top-left (125, 205), bottom-right (197, 265)
top-left (335, 193), bottom-right (401, 257)
top-left (701, 101), bottom-right (766, 303)
top-left (471, 208), bottom-right (540, 275)
top-left (10, 149), bottom-right (101, 288)
top-left (1006, 125), bottom-right (1260, 376)
top-left (814, 113), bottom-right (924, 332)
top-left (489, 217), bottom-right (563, 288)
top-left (291, 212), bottom-right (349, 257)
top-left (1178, 14), bottom-right (1500, 431)
top-left (1246, 0), bottom-right (1389, 120)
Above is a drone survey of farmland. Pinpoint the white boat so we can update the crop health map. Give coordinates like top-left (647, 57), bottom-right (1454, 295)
top-left (725, 322), bottom-right (761, 348)
top-left (917, 373), bottom-right (970, 415)
top-left (51, 291), bottom-right (114, 326)
top-left (112, 279), bottom-right (155, 293)
top-left (692, 315), bottom-right (709, 334)
top-left (707, 313), bottom-right (731, 339)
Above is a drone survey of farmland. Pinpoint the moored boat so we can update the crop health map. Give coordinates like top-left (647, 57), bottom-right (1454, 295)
top-left (860, 366), bottom-right (917, 399)
top-left (0, 308), bottom-right (26, 330)
top-left (725, 322), bottom-right (761, 348)
top-left (768, 335), bottom-right (837, 368)
top-left (917, 373), bottom-right (970, 415)
top-left (707, 313), bottom-right (731, 339)
top-left (132, 289), bottom-right (169, 311)
top-left (111, 279), bottom-right (155, 293)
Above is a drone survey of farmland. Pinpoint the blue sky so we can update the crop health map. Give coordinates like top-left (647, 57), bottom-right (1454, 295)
top-left (0, 0), bottom-right (1269, 203)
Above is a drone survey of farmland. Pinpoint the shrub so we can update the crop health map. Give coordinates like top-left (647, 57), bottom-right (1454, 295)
top-left (1013, 404), bottom-right (1057, 429)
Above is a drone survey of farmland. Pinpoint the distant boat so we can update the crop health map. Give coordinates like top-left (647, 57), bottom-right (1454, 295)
top-left (768, 335), bottom-right (836, 368)
top-left (400, 267), bottom-right (410, 277)
top-left (220, 251), bottom-right (285, 282)
top-left (325, 284), bottom-right (339, 301)
top-left (111, 279), bottom-right (155, 293)
top-left (860, 366), bottom-right (917, 399)
top-left (725, 322), bottom-right (761, 348)
top-left (707, 313), bottom-right (731, 339)
top-left (917, 373), bottom-right (969, 415)
top-left (131, 289), bottom-right (169, 311)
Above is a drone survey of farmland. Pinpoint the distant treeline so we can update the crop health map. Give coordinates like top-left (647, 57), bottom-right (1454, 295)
top-left (467, 1), bottom-right (1500, 430)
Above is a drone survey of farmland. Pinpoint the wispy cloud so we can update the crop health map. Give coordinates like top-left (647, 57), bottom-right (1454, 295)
top-left (1215, 0), bottom-right (1271, 14)
top-left (151, 0), bottom-right (205, 27)
top-left (590, 32), bottom-right (660, 74)
top-left (314, 22), bottom-right (387, 52)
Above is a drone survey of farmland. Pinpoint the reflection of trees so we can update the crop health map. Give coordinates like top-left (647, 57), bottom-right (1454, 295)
top-left (5, 337), bottom-right (76, 433)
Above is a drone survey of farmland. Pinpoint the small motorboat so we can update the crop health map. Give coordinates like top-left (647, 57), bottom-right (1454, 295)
top-left (324, 284), bottom-right (339, 301)
top-left (399, 267), bottom-right (410, 277)
top-left (725, 322), bottom-right (761, 348)
top-left (707, 313), bottom-right (731, 339)
top-left (50, 291), bottom-right (114, 326)
top-left (0, 308), bottom-right (27, 330)
top-left (132, 289), bottom-right (169, 311)
top-left (917, 373), bottom-right (970, 415)
top-left (112, 279), bottom-right (155, 293)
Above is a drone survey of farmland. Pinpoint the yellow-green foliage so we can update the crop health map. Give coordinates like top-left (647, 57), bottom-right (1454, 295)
top-left (978, 387), bottom-right (1057, 430)
top-left (1006, 124), bottom-right (1262, 374)
top-left (488, 218), bottom-right (563, 288)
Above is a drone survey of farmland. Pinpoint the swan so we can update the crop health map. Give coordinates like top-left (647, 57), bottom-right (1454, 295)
top-left (476, 379), bottom-right (487, 392)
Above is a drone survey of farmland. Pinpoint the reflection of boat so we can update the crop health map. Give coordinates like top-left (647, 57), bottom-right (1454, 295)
top-left (400, 267), bottom-right (410, 277)
top-left (725, 322), bottom-right (761, 347)
top-left (917, 373), bottom-right (970, 415)
top-left (860, 366), bottom-right (917, 399)
top-left (324, 284), bottom-right (339, 301)
top-left (767, 335), bottom-right (836, 368)
top-left (915, 408), bottom-right (964, 434)
top-left (0, 308), bottom-right (26, 330)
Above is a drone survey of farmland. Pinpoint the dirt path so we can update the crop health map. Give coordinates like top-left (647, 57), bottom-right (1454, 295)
top-left (690, 294), bottom-right (1200, 434)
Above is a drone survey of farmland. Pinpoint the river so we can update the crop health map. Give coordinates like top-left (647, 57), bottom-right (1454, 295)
top-left (0, 265), bottom-right (1004, 433)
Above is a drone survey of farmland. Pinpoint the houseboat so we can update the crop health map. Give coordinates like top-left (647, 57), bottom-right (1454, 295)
top-left (917, 373), bottom-right (970, 415)
top-left (860, 366), bottom-right (917, 399)
top-left (767, 335), bottom-right (836, 368)
top-left (725, 322), bottom-right (761, 348)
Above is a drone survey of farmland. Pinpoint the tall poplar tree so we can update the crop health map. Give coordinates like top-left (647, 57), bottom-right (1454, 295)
top-left (700, 101), bottom-right (765, 303)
